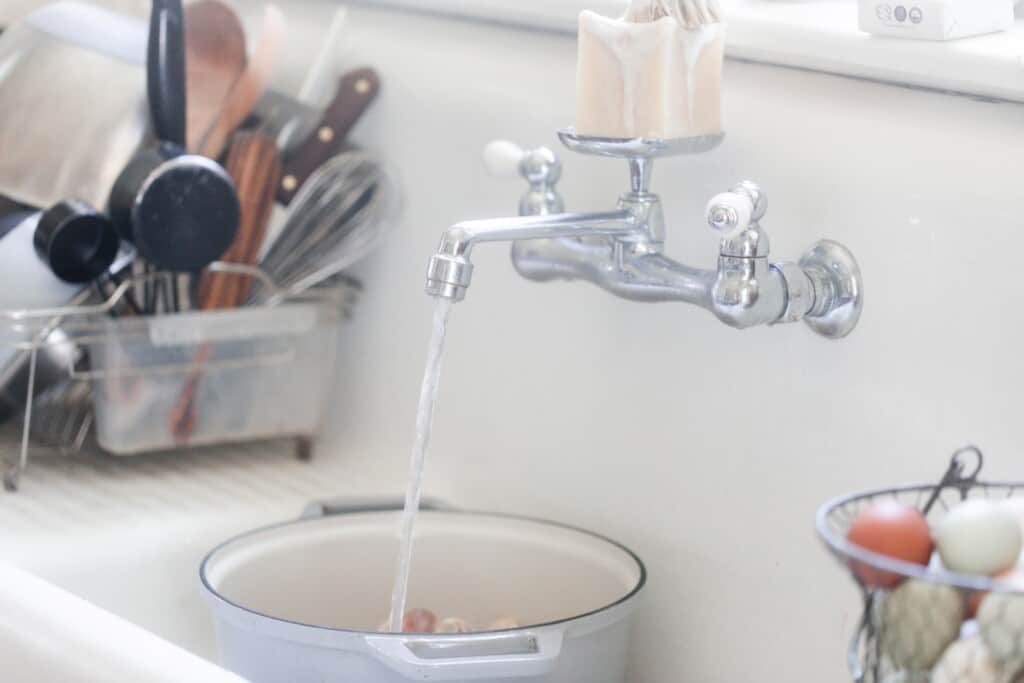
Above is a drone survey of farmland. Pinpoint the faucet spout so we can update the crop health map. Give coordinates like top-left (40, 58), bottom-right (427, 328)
top-left (426, 210), bottom-right (636, 301)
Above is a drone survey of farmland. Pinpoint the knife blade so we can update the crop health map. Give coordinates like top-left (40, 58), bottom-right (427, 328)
top-left (249, 5), bottom-right (348, 154)
top-left (252, 88), bottom-right (320, 153)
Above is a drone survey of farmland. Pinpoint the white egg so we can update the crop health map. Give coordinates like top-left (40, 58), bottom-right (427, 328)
top-left (938, 501), bottom-right (1023, 576)
top-left (978, 589), bottom-right (1024, 670)
top-left (931, 636), bottom-right (1008, 683)
top-left (881, 580), bottom-right (965, 671)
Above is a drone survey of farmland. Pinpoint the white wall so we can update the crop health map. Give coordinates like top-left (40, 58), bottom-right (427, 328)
top-left (318, 5), bottom-right (1024, 682)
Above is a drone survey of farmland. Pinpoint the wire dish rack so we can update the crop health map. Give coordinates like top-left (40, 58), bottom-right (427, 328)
top-left (817, 448), bottom-right (1024, 683)
top-left (0, 264), bottom-right (358, 492)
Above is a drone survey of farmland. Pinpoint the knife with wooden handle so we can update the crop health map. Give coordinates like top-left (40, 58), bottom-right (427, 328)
top-left (276, 67), bottom-right (381, 206)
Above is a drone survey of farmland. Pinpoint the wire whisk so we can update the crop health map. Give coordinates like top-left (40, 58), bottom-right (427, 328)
top-left (252, 151), bottom-right (396, 304)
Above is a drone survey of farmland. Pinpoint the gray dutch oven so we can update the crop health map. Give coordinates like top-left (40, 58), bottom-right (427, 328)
top-left (200, 502), bottom-right (646, 682)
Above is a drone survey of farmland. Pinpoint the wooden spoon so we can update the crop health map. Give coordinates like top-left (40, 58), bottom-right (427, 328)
top-left (184, 0), bottom-right (247, 153)
top-left (197, 4), bottom-right (286, 160)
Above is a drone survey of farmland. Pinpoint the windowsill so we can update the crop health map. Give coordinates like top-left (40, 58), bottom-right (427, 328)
top-left (724, 0), bottom-right (1024, 103)
top-left (350, 0), bottom-right (1024, 103)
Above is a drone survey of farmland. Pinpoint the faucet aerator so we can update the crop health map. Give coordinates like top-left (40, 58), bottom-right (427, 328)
top-left (426, 253), bottom-right (473, 301)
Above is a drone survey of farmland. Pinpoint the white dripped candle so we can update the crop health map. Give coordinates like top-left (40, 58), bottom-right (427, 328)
top-left (575, 6), bottom-right (725, 139)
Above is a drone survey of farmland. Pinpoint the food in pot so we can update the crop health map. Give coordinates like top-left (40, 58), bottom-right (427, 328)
top-left (436, 617), bottom-right (472, 633)
top-left (378, 608), bottom-right (438, 633)
top-left (379, 610), bottom-right (521, 634)
top-left (402, 608), bottom-right (437, 633)
top-left (846, 501), bottom-right (933, 587)
top-left (881, 579), bottom-right (964, 671)
top-left (937, 501), bottom-right (1022, 576)
top-left (488, 617), bottom-right (521, 630)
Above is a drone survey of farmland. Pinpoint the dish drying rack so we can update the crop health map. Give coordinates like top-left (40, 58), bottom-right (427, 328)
top-left (0, 264), bottom-right (359, 492)
top-left (817, 447), bottom-right (1024, 682)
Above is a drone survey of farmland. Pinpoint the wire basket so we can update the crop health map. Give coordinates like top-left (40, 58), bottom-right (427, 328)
top-left (817, 448), bottom-right (1024, 682)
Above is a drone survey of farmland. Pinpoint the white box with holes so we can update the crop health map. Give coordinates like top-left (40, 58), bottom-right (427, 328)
top-left (858, 0), bottom-right (1015, 40)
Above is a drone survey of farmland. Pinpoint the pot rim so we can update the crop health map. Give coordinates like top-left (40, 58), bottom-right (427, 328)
top-left (199, 508), bottom-right (647, 638)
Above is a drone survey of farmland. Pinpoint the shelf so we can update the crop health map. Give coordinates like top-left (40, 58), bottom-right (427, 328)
top-left (351, 0), bottom-right (1024, 103)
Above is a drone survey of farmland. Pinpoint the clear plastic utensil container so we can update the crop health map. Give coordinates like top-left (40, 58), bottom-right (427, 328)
top-left (74, 300), bottom-right (340, 455)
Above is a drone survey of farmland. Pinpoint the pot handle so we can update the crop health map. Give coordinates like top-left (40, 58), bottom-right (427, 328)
top-left (365, 631), bottom-right (564, 680)
top-left (299, 497), bottom-right (454, 519)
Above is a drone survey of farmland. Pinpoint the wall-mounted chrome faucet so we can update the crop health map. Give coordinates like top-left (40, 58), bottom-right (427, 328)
top-left (426, 130), bottom-right (863, 339)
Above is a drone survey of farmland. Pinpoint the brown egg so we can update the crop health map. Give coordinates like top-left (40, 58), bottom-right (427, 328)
top-left (402, 608), bottom-right (437, 633)
top-left (967, 566), bottom-right (1024, 619)
top-left (846, 501), bottom-right (933, 588)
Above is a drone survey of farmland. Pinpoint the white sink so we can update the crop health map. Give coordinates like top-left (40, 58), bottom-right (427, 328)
top-left (0, 564), bottom-right (243, 682)
top-left (0, 442), bottom-right (404, 673)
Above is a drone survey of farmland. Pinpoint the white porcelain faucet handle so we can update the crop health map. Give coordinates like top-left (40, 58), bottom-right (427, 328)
top-left (706, 191), bottom-right (754, 237)
top-left (483, 140), bottom-right (526, 178)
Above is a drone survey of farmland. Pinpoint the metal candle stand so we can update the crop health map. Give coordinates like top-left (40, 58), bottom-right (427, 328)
top-left (0, 263), bottom-right (358, 491)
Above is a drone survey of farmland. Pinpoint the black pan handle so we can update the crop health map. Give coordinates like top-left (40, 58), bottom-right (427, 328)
top-left (147, 0), bottom-right (187, 146)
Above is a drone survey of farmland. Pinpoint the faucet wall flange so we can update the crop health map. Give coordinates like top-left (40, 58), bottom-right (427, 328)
top-left (798, 240), bottom-right (864, 339)
top-left (772, 262), bottom-right (815, 325)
